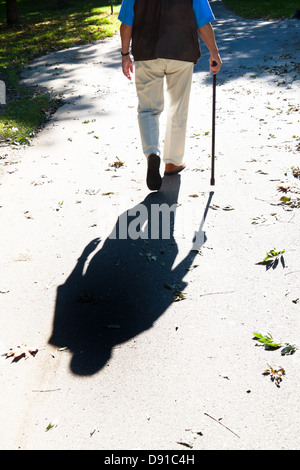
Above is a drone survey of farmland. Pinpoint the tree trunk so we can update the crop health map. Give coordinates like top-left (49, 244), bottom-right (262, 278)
top-left (6, 0), bottom-right (20, 26)
top-left (110, 1), bottom-right (113, 15)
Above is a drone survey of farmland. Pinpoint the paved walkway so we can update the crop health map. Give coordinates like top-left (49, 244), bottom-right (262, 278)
top-left (0, 1), bottom-right (299, 450)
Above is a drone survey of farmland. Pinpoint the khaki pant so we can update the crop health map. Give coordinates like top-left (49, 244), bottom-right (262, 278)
top-left (135, 59), bottom-right (194, 166)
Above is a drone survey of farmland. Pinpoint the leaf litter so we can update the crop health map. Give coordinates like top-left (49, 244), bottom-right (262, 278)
top-left (2, 344), bottom-right (38, 362)
top-left (253, 331), bottom-right (297, 387)
top-left (163, 282), bottom-right (186, 301)
top-left (263, 365), bottom-right (286, 388)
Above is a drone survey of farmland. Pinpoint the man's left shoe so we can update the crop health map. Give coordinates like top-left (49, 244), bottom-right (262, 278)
top-left (164, 163), bottom-right (186, 176)
top-left (146, 154), bottom-right (162, 190)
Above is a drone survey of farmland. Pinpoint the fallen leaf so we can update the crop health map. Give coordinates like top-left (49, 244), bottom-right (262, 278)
top-left (280, 196), bottom-right (291, 203)
top-left (110, 157), bottom-right (124, 168)
top-left (45, 421), bottom-right (58, 432)
top-left (292, 166), bottom-right (300, 178)
top-left (277, 186), bottom-right (290, 193)
top-left (3, 344), bottom-right (38, 362)
top-left (281, 343), bottom-right (297, 355)
top-left (263, 364), bottom-right (285, 387)
top-left (163, 282), bottom-right (185, 301)
top-left (176, 441), bottom-right (193, 449)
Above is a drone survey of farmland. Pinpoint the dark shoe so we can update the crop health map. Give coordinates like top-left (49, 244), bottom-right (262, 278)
top-left (164, 163), bottom-right (186, 176)
top-left (147, 154), bottom-right (162, 190)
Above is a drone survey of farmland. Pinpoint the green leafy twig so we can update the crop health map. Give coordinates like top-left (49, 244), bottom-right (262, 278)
top-left (252, 332), bottom-right (281, 350)
top-left (256, 248), bottom-right (285, 269)
top-left (253, 333), bottom-right (297, 355)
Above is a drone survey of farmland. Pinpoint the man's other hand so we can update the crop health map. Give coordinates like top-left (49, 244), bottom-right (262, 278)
top-left (122, 55), bottom-right (134, 80)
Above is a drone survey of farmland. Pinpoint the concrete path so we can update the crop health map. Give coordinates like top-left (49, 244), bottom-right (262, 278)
top-left (0, 1), bottom-right (299, 450)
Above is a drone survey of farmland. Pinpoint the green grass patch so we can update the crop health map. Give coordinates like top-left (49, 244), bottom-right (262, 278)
top-left (222, 0), bottom-right (299, 19)
top-left (0, 1), bottom-right (121, 68)
top-left (0, 93), bottom-right (57, 145)
top-left (0, 0), bottom-right (121, 145)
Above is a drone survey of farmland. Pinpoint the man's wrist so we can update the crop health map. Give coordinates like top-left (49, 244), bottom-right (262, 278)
top-left (121, 51), bottom-right (130, 56)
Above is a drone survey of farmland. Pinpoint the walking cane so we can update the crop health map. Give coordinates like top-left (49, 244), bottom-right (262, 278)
top-left (210, 62), bottom-right (217, 186)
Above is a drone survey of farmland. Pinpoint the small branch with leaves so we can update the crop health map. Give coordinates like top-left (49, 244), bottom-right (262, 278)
top-left (252, 332), bottom-right (281, 350)
top-left (253, 332), bottom-right (297, 355)
top-left (256, 248), bottom-right (285, 270)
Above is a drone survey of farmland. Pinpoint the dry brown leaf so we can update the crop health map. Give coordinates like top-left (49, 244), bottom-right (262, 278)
top-left (109, 156), bottom-right (124, 168)
top-left (3, 344), bottom-right (38, 362)
top-left (277, 185), bottom-right (290, 193)
top-left (263, 364), bottom-right (286, 387)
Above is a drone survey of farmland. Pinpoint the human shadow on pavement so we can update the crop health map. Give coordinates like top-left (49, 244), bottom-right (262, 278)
top-left (49, 176), bottom-right (213, 376)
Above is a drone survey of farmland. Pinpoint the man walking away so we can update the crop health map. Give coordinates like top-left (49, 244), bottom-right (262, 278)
top-left (118, 0), bottom-right (222, 190)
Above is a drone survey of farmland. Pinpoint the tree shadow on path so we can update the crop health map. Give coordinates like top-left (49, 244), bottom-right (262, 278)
top-left (196, 0), bottom-right (300, 84)
top-left (49, 176), bottom-right (213, 376)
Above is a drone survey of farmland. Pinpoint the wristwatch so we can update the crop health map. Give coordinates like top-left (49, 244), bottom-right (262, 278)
top-left (121, 51), bottom-right (130, 56)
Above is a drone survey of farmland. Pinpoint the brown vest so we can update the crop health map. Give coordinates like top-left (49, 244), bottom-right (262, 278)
top-left (132, 0), bottom-right (201, 64)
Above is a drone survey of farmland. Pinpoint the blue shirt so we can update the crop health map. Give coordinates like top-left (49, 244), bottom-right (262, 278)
top-left (118, 0), bottom-right (215, 29)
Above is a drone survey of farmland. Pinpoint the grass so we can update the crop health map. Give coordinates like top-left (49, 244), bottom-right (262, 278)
top-left (0, 0), bottom-right (121, 69)
top-left (0, 88), bottom-right (59, 145)
top-left (0, 0), bottom-right (121, 145)
top-left (222, 0), bottom-right (299, 19)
